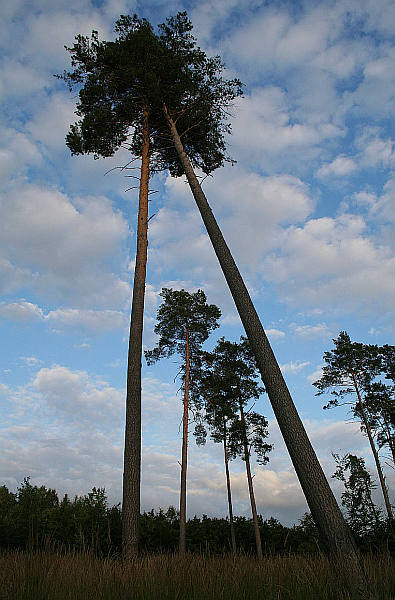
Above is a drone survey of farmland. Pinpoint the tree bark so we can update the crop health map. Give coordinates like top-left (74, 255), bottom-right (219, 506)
top-left (163, 105), bottom-right (373, 600)
top-left (223, 418), bottom-right (236, 554)
top-left (351, 373), bottom-right (393, 520)
top-left (122, 108), bottom-right (150, 559)
top-left (179, 322), bottom-right (190, 555)
top-left (384, 417), bottom-right (395, 466)
top-left (239, 402), bottom-right (263, 559)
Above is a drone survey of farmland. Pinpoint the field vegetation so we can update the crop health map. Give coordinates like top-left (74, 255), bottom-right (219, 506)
top-left (1, 549), bottom-right (394, 600)
top-left (1, 479), bottom-right (394, 599)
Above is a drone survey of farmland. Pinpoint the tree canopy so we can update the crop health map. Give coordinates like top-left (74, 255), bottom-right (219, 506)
top-left (57, 12), bottom-right (243, 175)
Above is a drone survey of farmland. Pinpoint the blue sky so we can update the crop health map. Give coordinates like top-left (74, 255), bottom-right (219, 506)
top-left (0, 0), bottom-right (394, 525)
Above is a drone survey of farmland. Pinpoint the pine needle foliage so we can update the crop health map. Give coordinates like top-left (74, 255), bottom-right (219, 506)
top-left (56, 12), bottom-right (243, 175)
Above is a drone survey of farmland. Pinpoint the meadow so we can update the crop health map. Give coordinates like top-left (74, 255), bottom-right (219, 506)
top-left (1, 550), bottom-right (394, 600)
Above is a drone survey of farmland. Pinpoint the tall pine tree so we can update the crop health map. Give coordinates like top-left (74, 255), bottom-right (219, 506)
top-left (57, 13), bottom-right (237, 558)
top-left (145, 288), bottom-right (220, 554)
top-left (314, 332), bottom-right (393, 520)
top-left (196, 337), bottom-right (272, 558)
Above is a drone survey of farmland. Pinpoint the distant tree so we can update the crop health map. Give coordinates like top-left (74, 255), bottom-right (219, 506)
top-left (195, 337), bottom-right (271, 558)
top-left (362, 382), bottom-right (395, 466)
top-left (15, 477), bottom-right (59, 549)
top-left (0, 485), bottom-right (17, 548)
top-left (361, 344), bottom-right (395, 466)
top-left (332, 453), bottom-right (382, 537)
top-left (145, 288), bottom-right (220, 554)
top-left (314, 332), bottom-right (393, 520)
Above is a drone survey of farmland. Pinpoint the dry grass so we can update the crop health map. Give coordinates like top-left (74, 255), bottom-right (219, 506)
top-left (0, 550), bottom-right (394, 600)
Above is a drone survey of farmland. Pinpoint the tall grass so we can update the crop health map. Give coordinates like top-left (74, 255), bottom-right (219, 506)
top-left (1, 550), bottom-right (394, 600)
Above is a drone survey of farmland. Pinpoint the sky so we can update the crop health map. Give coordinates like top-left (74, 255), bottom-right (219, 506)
top-left (0, 0), bottom-right (394, 526)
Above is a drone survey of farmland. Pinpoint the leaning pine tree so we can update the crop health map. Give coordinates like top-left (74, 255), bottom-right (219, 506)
top-left (154, 13), bottom-right (373, 600)
top-left (145, 288), bottom-right (220, 555)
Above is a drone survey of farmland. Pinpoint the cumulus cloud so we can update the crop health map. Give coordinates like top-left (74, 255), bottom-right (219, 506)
top-left (356, 128), bottom-right (395, 169)
top-left (317, 155), bottom-right (358, 178)
top-left (0, 301), bottom-right (129, 335)
top-left (291, 323), bottom-right (331, 339)
top-left (231, 87), bottom-right (340, 171)
top-left (280, 360), bottom-right (310, 374)
top-left (266, 328), bottom-right (286, 340)
top-left (0, 184), bottom-right (130, 307)
top-left (0, 300), bottom-right (44, 322)
top-left (1, 362), bottom-right (394, 522)
top-left (47, 308), bottom-right (127, 332)
top-left (307, 365), bottom-right (324, 384)
top-left (265, 213), bottom-right (395, 312)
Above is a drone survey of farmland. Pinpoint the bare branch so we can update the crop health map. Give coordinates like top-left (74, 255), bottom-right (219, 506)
top-left (147, 212), bottom-right (157, 224)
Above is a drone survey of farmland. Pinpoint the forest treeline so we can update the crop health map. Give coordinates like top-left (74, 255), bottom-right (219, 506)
top-left (1, 479), bottom-right (394, 557)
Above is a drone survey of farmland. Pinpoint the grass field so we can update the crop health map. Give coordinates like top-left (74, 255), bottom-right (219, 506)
top-left (1, 550), bottom-right (394, 599)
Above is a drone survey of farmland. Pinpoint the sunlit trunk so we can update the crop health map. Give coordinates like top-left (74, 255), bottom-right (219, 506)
top-left (223, 418), bottom-right (236, 554)
top-left (122, 107), bottom-right (150, 559)
top-left (239, 402), bottom-right (263, 559)
top-left (179, 322), bottom-right (190, 555)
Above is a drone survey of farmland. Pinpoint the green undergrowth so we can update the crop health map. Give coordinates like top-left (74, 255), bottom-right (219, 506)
top-left (0, 550), bottom-right (394, 600)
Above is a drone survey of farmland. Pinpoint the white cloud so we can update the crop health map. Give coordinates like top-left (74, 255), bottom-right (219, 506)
top-left (1, 363), bottom-right (393, 523)
top-left (0, 301), bottom-right (44, 322)
top-left (266, 328), bottom-right (286, 340)
top-left (205, 168), bottom-right (314, 270)
top-left (0, 301), bottom-right (129, 334)
top-left (280, 360), bottom-right (310, 374)
top-left (292, 323), bottom-right (331, 339)
top-left (0, 184), bottom-right (130, 307)
top-left (27, 93), bottom-right (77, 153)
top-left (0, 127), bottom-right (42, 181)
top-left (307, 365), bottom-right (324, 384)
top-left (33, 365), bottom-right (124, 428)
top-left (266, 214), bottom-right (395, 312)
top-left (47, 308), bottom-right (127, 332)
top-left (356, 129), bottom-right (395, 169)
top-left (231, 87), bottom-right (340, 170)
top-left (317, 155), bottom-right (358, 178)
top-left (20, 356), bottom-right (44, 367)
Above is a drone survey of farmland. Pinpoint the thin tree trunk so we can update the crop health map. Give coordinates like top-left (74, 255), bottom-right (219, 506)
top-left (351, 373), bottom-right (393, 520)
top-left (122, 108), bottom-right (150, 559)
top-left (239, 402), bottom-right (263, 559)
top-left (163, 105), bottom-right (373, 600)
top-left (383, 417), bottom-right (395, 466)
top-left (179, 322), bottom-right (190, 555)
top-left (379, 415), bottom-right (395, 465)
top-left (223, 418), bottom-right (236, 554)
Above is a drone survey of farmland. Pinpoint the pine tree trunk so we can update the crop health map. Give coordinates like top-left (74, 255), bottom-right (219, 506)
top-left (351, 373), bottom-right (393, 520)
top-left (384, 419), bottom-right (395, 466)
top-left (163, 105), bottom-right (373, 599)
top-left (223, 418), bottom-right (236, 554)
top-left (122, 108), bottom-right (150, 559)
top-left (380, 415), bottom-right (395, 466)
top-left (239, 402), bottom-right (263, 559)
top-left (179, 323), bottom-right (190, 555)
